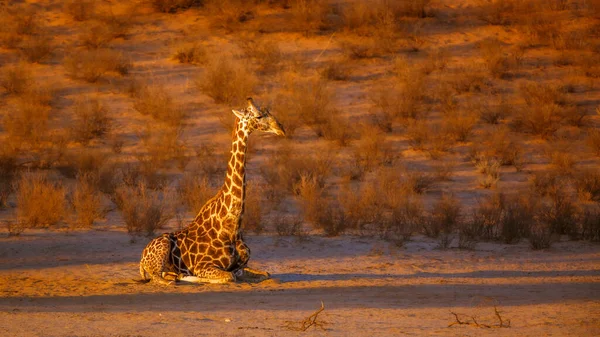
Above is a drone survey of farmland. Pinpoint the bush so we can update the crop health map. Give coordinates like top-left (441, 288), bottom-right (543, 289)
top-left (380, 193), bottom-right (424, 245)
top-left (0, 149), bottom-right (19, 208)
top-left (151, 0), bottom-right (201, 13)
top-left (348, 127), bottom-right (394, 180)
top-left (19, 34), bottom-right (53, 63)
top-left (64, 0), bottom-right (96, 21)
top-left (320, 60), bottom-right (350, 81)
top-left (196, 56), bottom-right (256, 105)
top-left (581, 206), bottom-right (600, 241)
top-left (574, 169), bottom-right (600, 202)
top-left (138, 125), bottom-right (187, 169)
top-left (538, 186), bottom-right (579, 237)
top-left (294, 174), bottom-right (325, 225)
top-left (424, 194), bottom-right (462, 248)
top-left (238, 37), bottom-right (282, 74)
top-left (474, 155), bottom-right (501, 189)
top-left (80, 21), bottom-right (121, 49)
top-left (70, 96), bottom-right (112, 145)
top-left (71, 173), bottom-right (104, 228)
top-left (242, 181), bottom-right (265, 234)
top-left (173, 43), bottom-right (208, 65)
top-left (2, 100), bottom-right (51, 149)
top-left (478, 38), bottom-right (510, 78)
top-left (587, 129), bottom-right (600, 156)
top-left (178, 173), bottom-right (217, 213)
top-left (529, 221), bottom-right (554, 250)
top-left (471, 127), bottom-right (524, 171)
top-left (16, 172), bottom-right (67, 228)
top-left (0, 63), bottom-right (32, 95)
top-left (57, 149), bottom-right (108, 179)
top-left (114, 182), bottom-right (175, 237)
top-left (64, 48), bottom-right (131, 82)
top-left (337, 180), bottom-right (384, 232)
top-left (132, 82), bottom-right (185, 127)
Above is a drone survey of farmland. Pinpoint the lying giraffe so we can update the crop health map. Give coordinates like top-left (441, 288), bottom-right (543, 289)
top-left (139, 98), bottom-right (285, 284)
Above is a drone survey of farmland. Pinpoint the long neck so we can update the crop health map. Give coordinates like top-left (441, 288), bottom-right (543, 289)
top-left (222, 119), bottom-right (249, 216)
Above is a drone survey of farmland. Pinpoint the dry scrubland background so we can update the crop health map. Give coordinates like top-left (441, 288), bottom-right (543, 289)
top-left (0, 0), bottom-right (600, 249)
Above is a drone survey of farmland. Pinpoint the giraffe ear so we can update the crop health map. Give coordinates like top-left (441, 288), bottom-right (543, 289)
top-left (231, 109), bottom-right (245, 119)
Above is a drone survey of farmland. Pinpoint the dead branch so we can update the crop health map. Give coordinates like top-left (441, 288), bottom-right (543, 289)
top-left (284, 301), bottom-right (326, 331)
top-left (448, 305), bottom-right (510, 329)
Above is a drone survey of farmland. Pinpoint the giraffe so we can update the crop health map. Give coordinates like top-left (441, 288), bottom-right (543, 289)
top-left (138, 98), bottom-right (285, 285)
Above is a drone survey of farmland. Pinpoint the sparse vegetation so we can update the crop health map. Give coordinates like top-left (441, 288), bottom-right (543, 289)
top-left (16, 172), bottom-right (67, 229)
top-left (64, 48), bottom-right (131, 82)
top-left (196, 56), bottom-right (257, 105)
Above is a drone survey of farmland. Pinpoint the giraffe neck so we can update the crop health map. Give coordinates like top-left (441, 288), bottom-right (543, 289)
top-left (221, 118), bottom-right (249, 217)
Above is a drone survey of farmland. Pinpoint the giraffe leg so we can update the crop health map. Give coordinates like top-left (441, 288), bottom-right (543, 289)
top-left (179, 265), bottom-right (235, 284)
top-left (235, 267), bottom-right (271, 283)
top-left (139, 234), bottom-right (177, 285)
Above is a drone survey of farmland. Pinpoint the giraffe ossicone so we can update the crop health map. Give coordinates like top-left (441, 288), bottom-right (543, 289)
top-left (139, 98), bottom-right (285, 284)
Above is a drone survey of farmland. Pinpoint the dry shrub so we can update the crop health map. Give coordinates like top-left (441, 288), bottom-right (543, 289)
top-left (478, 37), bottom-right (510, 78)
top-left (0, 5), bottom-right (40, 48)
top-left (512, 82), bottom-right (571, 138)
top-left (528, 221), bottom-right (554, 250)
top-left (274, 215), bottom-right (305, 237)
top-left (56, 149), bottom-right (107, 180)
top-left (138, 126), bottom-right (187, 169)
top-left (424, 194), bottom-right (462, 248)
top-left (473, 155), bottom-right (501, 189)
top-left (288, 0), bottom-right (330, 35)
top-left (151, 0), bottom-right (201, 13)
top-left (320, 60), bottom-right (350, 81)
top-left (242, 181), bottom-right (265, 234)
top-left (80, 20), bottom-right (123, 49)
top-left (71, 173), bottom-right (104, 228)
top-left (19, 34), bottom-right (53, 63)
top-left (447, 65), bottom-right (487, 94)
top-left (114, 182), bottom-right (175, 236)
top-left (348, 127), bottom-right (394, 180)
top-left (203, 0), bottom-right (256, 31)
top-left (402, 169), bottom-right (435, 194)
top-left (337, 180), bottom-right (384, 232)
top-left (315, 109), bottom-right (354, 146)
top-left (196, 56), bottom-right (257, 105)
top-left (238, 36), bottom-right (282, 74)
top-left (173, 43), bottom-right (208, 65)
top-left (442, 109), bottom-right (479, 143)
top-left (0, 63), bottom-right (32, 95)
top-left (370, 61), bottom-right (428, 131)
top-left (2, 100), bottom-right (51, 149)
top-left (260, 142), bottom-right (332, 196)
top-left (0, 150), bottom-right (19, 208)
top-left (64, 0), bottom-right (96, 21)
top-left (192, 143), bottom-right (228, 181)
top-left (70, 96), bottom-right (112, 145)
top-left (382, 194), bottom-right (424, 245)
top-left (472, 127), bottom-right (524, 171)
top-left (132, 82), bottom-right (185, 127)
top-left (406, 120), bottom-right (451, 158)
top-left (294, 174), bottom-right (325, 225)
top-left (574, 169), bottom-right (600, 202)
top-left (178, 173), bottom-right (217, 213)
top-left (586, 129), bottom-right (600, 156)
top-left (544, 141), bottom-right (578, 175)
top-left (581, 206), bottom-right (600, 241)
top-left (16, 172), bottom-right (67, 228)
top-left (64, 48), bottom-right (131, 83)
top-left (476, 95), bottom-right (512, 125)
top-left (538, 185), bottom-right (579, 237)
top-left (469, 192), bottom-right (505, 241)
top-left (529, 170), bottom-right (562, 197)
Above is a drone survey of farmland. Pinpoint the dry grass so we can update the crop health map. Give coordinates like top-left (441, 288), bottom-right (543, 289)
top-left (478, 38), bottom-right (511, 78)
top-left (151, 0), bottom-right (201, 13)
top-left (64, 48), bottom-right (131, 83)
top-left (19, 33), bottom-right (54, 63)
top-left (574, 169), bottom-right (600, 202)
top-left (2, 100), bottom-right (52, 149)
top-left (178, 173), bottom-right (217, 213)
top-left (238, 36), bottom-right (283, 74)
top-left (0, 149), bottom-right (19, 208)
top-left (80, 20), bottom-right (122, 49)
top-left (64, 0), bottom-right (96, 21)
top-left (581, 205), bottom-right (600, 241)
top-left (70, 96), bottom-right (112, 145)
top-left (173, 43), bottom-right (208, 65)
top-left (587, 128), bottom-right (600, 156)
top-left (195, 56), bottom-right (257, 105)
top-left (16, 172), bottom-right (67, 229)
top-left (114, 182), bottom-right (175, 237)
top-left (132, 82), bottom-right (185, 127)
top-left (71, 173), bottom-right (104, 228)
top-left (0, 5), bottom-right (40, 48)
top-left (242, 181), bottom-right (265, 234)
top-left (425, 193), bottom-right (462, 248)
top-left (294, 174), bottom-right (325, 225)
top-left (348, 127), bottom-right (394, 180)
top-left (138, 125), bottom-right (187, 169)
top-left (0, 63), bottom-right (32, 95)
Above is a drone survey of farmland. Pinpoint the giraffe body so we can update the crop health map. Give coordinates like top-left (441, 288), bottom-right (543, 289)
top-left (139, 98), bottom-right (284, 284)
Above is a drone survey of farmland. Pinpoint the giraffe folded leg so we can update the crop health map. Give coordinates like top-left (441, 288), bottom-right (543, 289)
top-left (179, 266), bottom-right (235, 284)
top-left (235, 267), bottom-right (270, 283)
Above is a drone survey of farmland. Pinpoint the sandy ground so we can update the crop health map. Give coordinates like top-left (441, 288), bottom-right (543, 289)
top-left (1, 228), bottom-right (599, 337)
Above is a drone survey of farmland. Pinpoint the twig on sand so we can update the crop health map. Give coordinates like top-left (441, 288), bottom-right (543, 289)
top-left (448, 305), bottom-right (511, 328)
top-left (284, 301), bottom-right (326, 331)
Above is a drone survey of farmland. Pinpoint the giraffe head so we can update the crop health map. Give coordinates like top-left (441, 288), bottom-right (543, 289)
top-left (232, 98), bottom-right (286, 136)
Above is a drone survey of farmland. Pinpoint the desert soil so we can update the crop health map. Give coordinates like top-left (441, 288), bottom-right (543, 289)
top-left (1, 227), bottom-right (599, 337)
